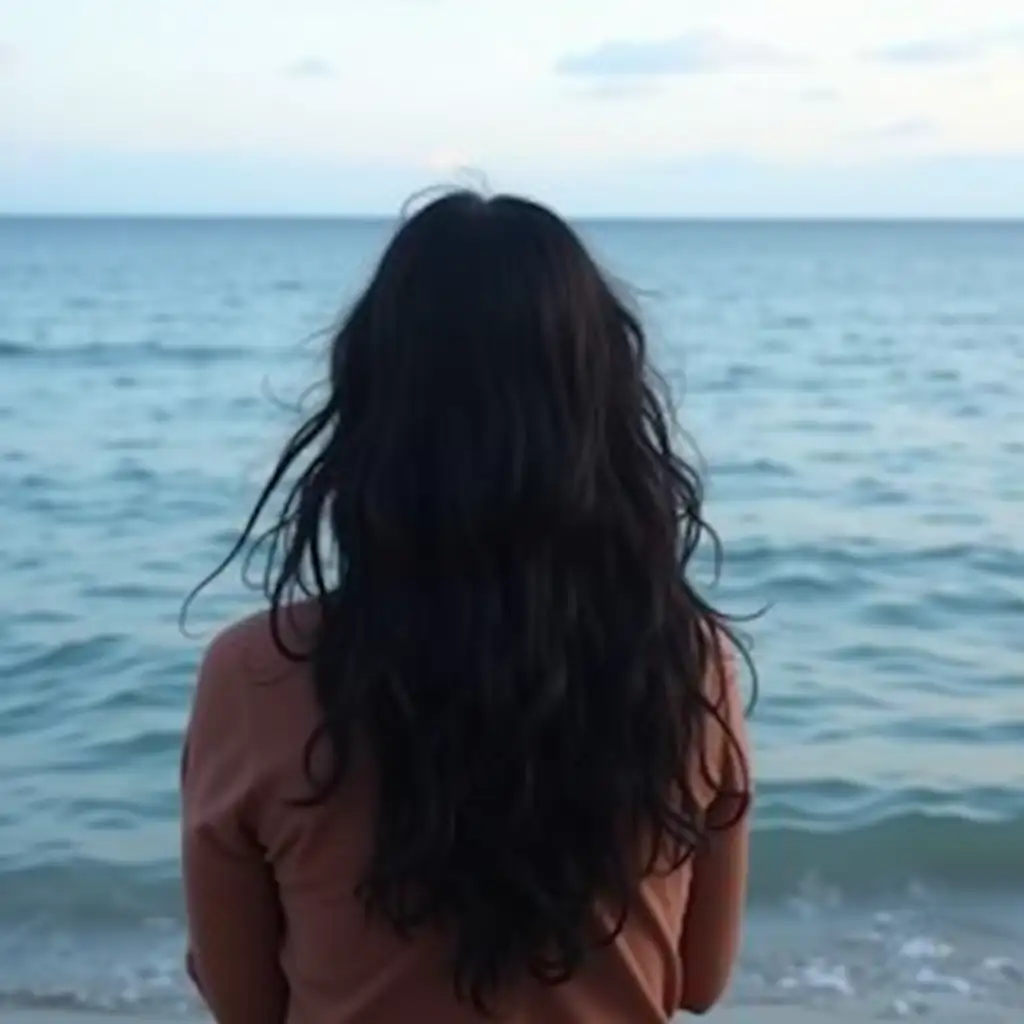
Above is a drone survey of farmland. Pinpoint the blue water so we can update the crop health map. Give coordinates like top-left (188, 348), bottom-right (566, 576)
top-left (1, 218), bottom-right (1022, 1018)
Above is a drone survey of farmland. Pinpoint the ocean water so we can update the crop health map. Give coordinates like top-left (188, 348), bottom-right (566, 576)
top-left (1, 217), bottom-right (1022, 1019)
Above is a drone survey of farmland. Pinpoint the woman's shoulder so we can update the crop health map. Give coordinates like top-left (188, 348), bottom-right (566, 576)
top-left (186, 602), bottom-right (325, 784)
top-left (198, 601), bottom-right (323, 688)
top-left (188, 602), bottom-right (325, 753)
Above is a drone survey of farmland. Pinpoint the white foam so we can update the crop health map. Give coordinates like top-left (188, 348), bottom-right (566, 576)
top-left (980, 955), bottom-right (1022, 981)
top-left (913, 965), bottom-right (971, 996)
top-left (796, 959), bottom-right (855, 997)
top-left (898, 936), bottom-right (952, 960)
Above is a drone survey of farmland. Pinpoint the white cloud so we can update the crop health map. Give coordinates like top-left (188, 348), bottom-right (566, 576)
top-left (870, 28), bottom-right (1024, 64)
top-left (557, 31), bottom-right (803, 77)
top-left (861, 117), bottom-right (936, 140)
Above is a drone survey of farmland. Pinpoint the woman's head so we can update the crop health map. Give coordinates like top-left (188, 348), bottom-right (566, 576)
top-left (197, 190), bottom-right (750, 1010)
top-left (322, 190), bottom-right (681, 573)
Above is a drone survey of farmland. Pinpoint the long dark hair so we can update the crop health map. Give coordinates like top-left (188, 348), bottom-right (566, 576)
top-left (190, 190), bottom-right (752, 1011)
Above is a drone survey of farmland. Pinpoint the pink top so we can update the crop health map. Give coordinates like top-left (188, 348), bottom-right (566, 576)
top-left (181, 606), bottom-right (750, 1024)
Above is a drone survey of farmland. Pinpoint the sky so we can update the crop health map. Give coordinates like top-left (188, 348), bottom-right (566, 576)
top-left (2, 0), bottom-right (1024, 216)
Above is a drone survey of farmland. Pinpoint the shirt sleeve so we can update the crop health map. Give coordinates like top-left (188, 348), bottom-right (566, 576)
top-left (703, 636), bottom-right (753, 828)
top-left (181, 627), bottom-right (289, 1024)
top-left (676, 634), bottom-right (752, 1013)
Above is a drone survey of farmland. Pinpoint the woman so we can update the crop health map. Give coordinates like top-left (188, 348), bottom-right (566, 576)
top-left (181, 191), bottom-right (753, 1024)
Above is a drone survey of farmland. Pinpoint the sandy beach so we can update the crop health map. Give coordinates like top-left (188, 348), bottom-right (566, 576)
top-left (4, 1009), bottom-right (1019, 1024)
top-left (0, 1013), bottom-right (884, 1024)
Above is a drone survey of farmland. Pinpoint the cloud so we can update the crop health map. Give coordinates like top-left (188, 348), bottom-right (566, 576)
top-left (870, 29), bottom-right (1024, 65)
top-left (557, 31), bottom-right (803, 77)
top-left (862, 117), bottom-right (936, 141)
top-left (636, 151), bottom-right (1024, 218)
top-left (0, 147), bottom-right (426, 216)
top-left (871, 39), bottom-right (984, 64)
top-left (285, 57), bottom-right (335, 79)
top-left (5, 146), bottom-right (1024, 217)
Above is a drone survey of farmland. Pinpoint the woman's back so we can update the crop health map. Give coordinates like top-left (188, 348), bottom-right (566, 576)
top-left (183, 606), bottom-right (748, 1024)
top-left (181, 191), bottom-right (752, 1024)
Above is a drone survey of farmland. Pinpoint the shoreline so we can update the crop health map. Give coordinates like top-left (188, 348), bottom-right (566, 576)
top-left (2, 1008), bottom-right (1018, 1024)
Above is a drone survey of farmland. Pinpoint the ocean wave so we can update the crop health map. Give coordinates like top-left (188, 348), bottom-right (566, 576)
top-left (1, 844), bottom-right (1022, 1018)
top-left (0, 860), bottom-right (180, 925)
top-left (0, 634), bottom-right (127, 679)
top-left (0, 338), bottom-right (251, 365)
top-left (750, 812), bottom-right (1024, 901)
top-left (0, 339), bottom-right (35, 358)
top-left (0, 809), bottom-right (1021, 927)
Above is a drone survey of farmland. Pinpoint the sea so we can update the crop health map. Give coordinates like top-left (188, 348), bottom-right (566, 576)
top-left (0, 217), bottom-right (1022, 1020)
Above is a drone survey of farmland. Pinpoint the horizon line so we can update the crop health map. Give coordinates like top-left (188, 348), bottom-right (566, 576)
top-left (3, 211), bottom-right (1024, 224)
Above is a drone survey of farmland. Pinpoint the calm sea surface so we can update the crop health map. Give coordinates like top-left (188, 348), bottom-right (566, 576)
top-left (0, 218), bottom-right (1022, 1018)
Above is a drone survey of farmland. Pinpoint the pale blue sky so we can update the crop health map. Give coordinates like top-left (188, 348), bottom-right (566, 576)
top-left (2, 0), bottom-right (1024, 215)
